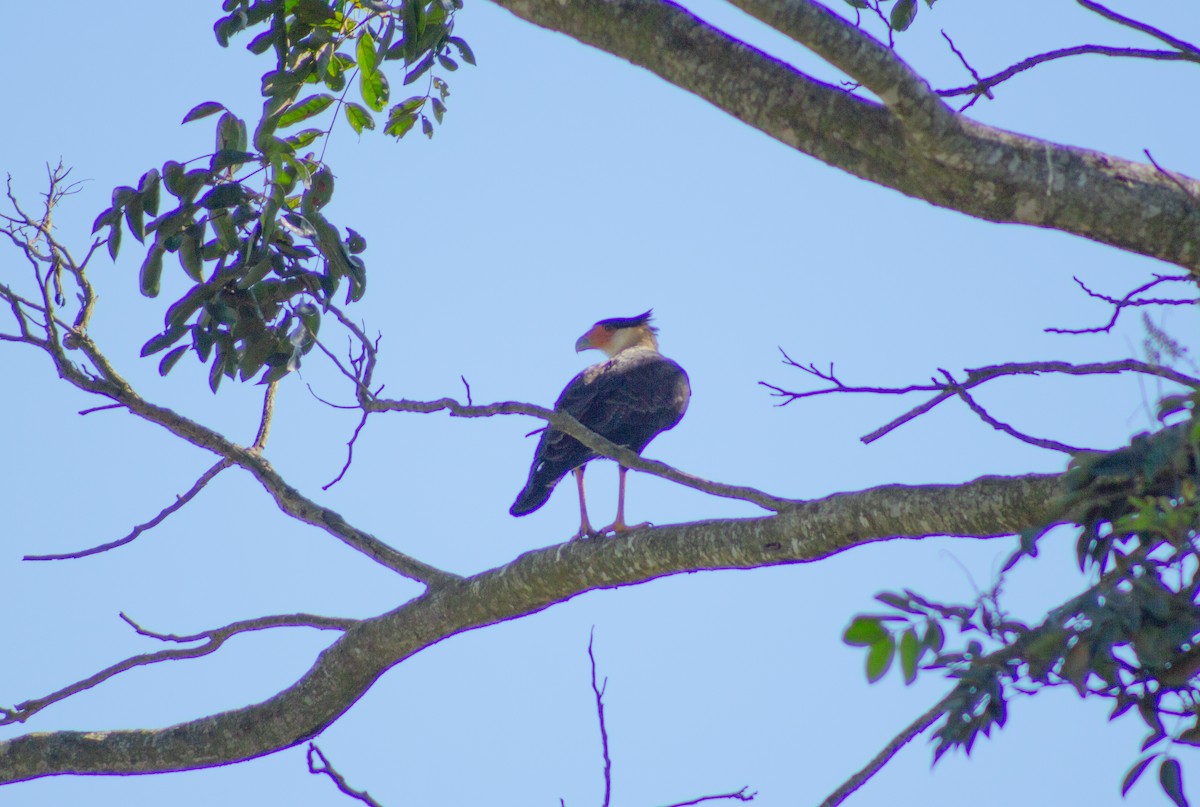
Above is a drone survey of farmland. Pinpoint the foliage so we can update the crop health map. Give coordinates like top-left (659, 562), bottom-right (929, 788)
top-left (90, 0), bottom-right (473, 391)
top-left (846, 391), bottom-right (1200, 805)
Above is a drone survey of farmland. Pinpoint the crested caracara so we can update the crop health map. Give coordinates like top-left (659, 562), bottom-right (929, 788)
top-left (510, 310), bottom-right (690, 539)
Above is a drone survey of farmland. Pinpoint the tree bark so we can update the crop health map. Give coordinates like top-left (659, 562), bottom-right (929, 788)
top-left (487, 0), bottom-right (1200, 271)
top-left (0, 472), bottom-right (1059, 782)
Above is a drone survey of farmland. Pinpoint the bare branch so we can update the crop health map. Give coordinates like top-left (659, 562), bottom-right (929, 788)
top-left (663, 787), bottom-right (757, 807)
top-left (23, 459), bottom-right (233, 561)
top-left (1078, 0), bottom-right (1200, 59)
top-left (252, 382), bottom-right (278, 451)
top-left (766, 356), bottom-right (1200, 446)
top-left (1045, 274), bottom-right (1196, 335)
top-left (944, 372), bottom-right (1090, 454)
top-left (818, 690), bottom-right (957, 807)
top-left (368, 395), bottom-right (794, 513)
top-left (307, 744), bottom-right (385, 807)
top-left (588, 627), bottom-right (612, 807)
top-left (938, 45), bottom-right (1196, 100)
top-left (0, 613), bottom-right (356, 727)
top-left (323, 409), bottom-right (370, 491)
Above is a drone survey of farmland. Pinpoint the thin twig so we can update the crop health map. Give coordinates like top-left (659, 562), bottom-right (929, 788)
top-left (940, 31), bottom-right (990, 111)
top-left (766, 356), bottom-right (1200, 446)
top-left (938, 45), bottom-right (1194, 99)
top-left (23, 459), bottom-right (233, 561)
top-left (1046, 274), bottom-right (1196, 335)
top-left (78, 403), bottom-right (124, 416)
top-left (323, 409), bottom-right (369, 491)
top-left (307, 744), bottom-right (385, 807)
top-left (589, 627), bottom-right (612, 807)
top-left (662, 787), bottom-right (757, 807)
top-left (818, 691), bottom-right (957, 807)
top-left (1077, 0), bottom-right (1200, 58)
top-left (944, 372), bottom-right (1090, 454)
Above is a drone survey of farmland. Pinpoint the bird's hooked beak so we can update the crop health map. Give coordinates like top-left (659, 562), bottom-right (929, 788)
top-left (575, 328), bottom-right (597, 353)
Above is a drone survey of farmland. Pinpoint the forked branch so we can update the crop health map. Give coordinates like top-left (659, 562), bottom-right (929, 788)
top-left (763, 354), bottom-right (1200, 447)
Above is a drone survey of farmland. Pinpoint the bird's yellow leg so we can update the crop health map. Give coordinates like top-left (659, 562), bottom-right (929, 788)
top-left (597, 465), bottom-right (650, 536)
top-left (570, 465), bottom-right (599, 540)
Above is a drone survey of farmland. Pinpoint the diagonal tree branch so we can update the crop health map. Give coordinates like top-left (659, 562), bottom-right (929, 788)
top-left (0, 613), bottom-right (357, 727)
top-left (368, 395), bottom-right (794, 512)
top-left (1077, 0), bottom-right (1200, 59)
top-left (818, 689), bottom-right (956, 807)
top-left (23, 458), bottom-right (233, 561)
top-left (0, 471), bottom-right (1063, 782)
top-left (485, 0), bottom-right (1200, 270)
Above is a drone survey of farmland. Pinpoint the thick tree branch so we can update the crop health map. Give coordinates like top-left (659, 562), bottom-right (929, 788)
top-left (486, 0), bottom-right (1200, 270)
top-left (0, 471), bottom-right (1062, 782)
top-left (723, 0), bottom-right (951, 130)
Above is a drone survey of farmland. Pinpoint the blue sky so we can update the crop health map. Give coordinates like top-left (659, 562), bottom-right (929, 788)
top-left (3, 1), bottom-right (1199, 805)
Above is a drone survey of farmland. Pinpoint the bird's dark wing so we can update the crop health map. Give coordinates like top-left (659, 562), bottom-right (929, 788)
top-left (510, 350), bottom-right (690, 517)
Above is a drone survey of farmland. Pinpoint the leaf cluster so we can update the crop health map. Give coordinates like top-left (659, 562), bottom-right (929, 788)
top-left (845, 391), bottom-right (1200, 805)
top-left (91, 0), bottom-right (474, 390)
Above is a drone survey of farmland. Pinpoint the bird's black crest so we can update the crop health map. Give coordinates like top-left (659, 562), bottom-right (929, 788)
top-left (596, 310), bottom-right (655, 331)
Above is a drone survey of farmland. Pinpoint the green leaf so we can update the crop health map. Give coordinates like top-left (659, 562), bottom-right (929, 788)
top-left (1123, 755), bottom-right (1158, 797)
top-left (139, 246), bottom-right (165, 297)
top-left (211, 149), bottom-right (259, 172)
top-left (199, 183), bottom-right (249, 210)
top-left (421, 115), bottom-right (433, 138)
top-left (360, 68), bottom-right (389, 112)
top-left (139, 169), bottom-right (161, 216)
top-left (278, 94), bottom-right (335, 128)
top-left (843, 0), bottom-right (869, 7)
top-left (356, 30), bottom-right (378, 77)
top-left (385, 110), bottom-right (418, 138)
top-left (123, 196), bottom-right (145, 243)
top-left (284, 128), bottom-right (324, 149)
top-left (430, 97), bottom-right (446, 123)
top-left (403, 52), bottom-right (435, 85)
top-left (178, 233), bottom-right (204, 281)
top-left (247, 29), bottom-right (276, 54)
top-left (866, 636), bottom-right (896, 683)
top-left (182, 101), bottom-right (225, 124)
top-left (923, 620), bottom-right (945, 654)
top-left (141, 324), bottom-right (189, 357)
top-left (106, 221), bottom-right (122, 260)
top-left (208, 346), bottom-right (226, 393)
top-left (216, 112), bottom-right (248, 153)
top-left (1160, 758), bottom-right (1189, 807)
top-left (844, 616), bottom-right (887, 647)
top-left (890, 0), bottom-right (917, 31)
top-left (345, 103), bottom-right (376, 134)
top-left (158, 345), bottom-right (190, 376)
top-left (447, 36), bottom-right (475, 65)
top-left (899, 628), bottom-right (920, 684)
top-left (437, 53), bottom-right (458, 71)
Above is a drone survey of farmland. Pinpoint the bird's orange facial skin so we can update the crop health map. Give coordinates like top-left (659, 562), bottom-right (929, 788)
top-left (576, 324), bottom-right (613, 354)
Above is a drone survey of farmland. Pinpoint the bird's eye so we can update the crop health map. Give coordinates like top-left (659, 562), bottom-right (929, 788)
top-left (604, 325), bottom-right (615, 332)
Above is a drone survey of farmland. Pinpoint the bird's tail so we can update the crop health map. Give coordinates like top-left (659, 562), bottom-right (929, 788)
top-left (509, 478), bottom-right (556, 517)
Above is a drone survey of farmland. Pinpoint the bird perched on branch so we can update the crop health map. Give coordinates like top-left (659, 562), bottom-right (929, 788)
top-left (510, 311), bottom-right (690, 540)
